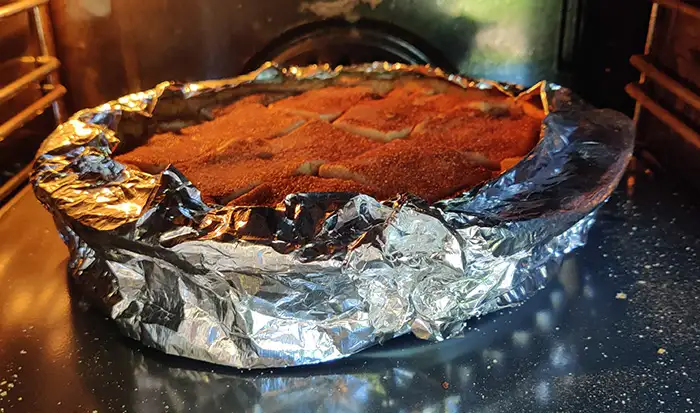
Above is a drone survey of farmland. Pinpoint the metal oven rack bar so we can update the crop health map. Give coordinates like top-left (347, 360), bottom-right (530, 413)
top-left (0, 0), bottom-right (67, 202)
top-left (627, 0), bottom-right (700, 150)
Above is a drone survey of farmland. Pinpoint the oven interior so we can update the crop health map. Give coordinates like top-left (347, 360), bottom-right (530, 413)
top-left (1, 0), bottom-right (694, 206)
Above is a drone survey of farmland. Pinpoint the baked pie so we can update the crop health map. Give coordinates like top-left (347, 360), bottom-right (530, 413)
top-left (115, 78), bottom-right (544, 206)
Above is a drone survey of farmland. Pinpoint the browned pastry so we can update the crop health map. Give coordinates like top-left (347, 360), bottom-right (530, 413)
top-left (180, 158), bottom-right (295, 204)
top-left (332, 87), bottom-right (514, 142)
top-left (319, 141), bottom-right (492, 203)
top-left (189, 137), bottom-right (276, 166)
top-left (119, 80), bottom-right (543, 206)
top-left (269, 86), bottom-right (375, 121)
top-left (181, 121), bottom-right (381, 203)
top-left (331, 87), bottom-right (438, 141)
top-left (394, 77), bottom-right (530, 118)
top-left (265, 120), bottom-right (381, 160)
top-left (411, 105), bottom-right (541, 162)
top-left (230, 175), bottom-right (383, 206)
top-left (115, 99), bottom-right (306, 173)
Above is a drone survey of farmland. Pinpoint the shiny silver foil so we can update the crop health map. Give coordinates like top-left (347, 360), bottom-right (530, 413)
top-left (31, 63), bottom-right (634, 368)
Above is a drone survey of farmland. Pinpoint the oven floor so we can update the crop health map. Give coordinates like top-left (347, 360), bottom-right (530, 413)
top-left (1, 167), bottom-right (699, 413)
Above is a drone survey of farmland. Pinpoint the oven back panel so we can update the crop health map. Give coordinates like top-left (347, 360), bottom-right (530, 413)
top-left (49, 0), bottom-right (568, 110)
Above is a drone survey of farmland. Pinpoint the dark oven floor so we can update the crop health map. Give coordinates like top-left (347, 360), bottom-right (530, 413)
top-left (0, 164), bottom-right (698, 413)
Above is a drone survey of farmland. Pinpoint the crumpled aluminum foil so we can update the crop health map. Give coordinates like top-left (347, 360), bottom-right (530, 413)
top-left (31, 63), bottom-right (634, 368)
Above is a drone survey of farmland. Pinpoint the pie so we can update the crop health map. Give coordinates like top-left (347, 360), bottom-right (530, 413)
top-left (115, 78), bottom-right (543, 206)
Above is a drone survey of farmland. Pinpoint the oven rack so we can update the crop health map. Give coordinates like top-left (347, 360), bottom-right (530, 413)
top-left (627, 0), bottom-right (700, 151)
top-left (0, 0), bottom-right (66, 203)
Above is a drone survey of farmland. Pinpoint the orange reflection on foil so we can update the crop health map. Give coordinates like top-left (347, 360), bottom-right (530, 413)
top-left (626, 175), bottom-right (636, 197)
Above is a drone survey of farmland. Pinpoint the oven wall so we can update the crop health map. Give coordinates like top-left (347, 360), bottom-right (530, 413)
top-left (48, 0), bottom-right (568, 110)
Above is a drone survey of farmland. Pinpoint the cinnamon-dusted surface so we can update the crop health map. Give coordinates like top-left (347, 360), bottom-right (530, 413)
top-left (182, 121), bottom-right (382, 203)
top-left (115, 78), bottom-right (543, 206)
top-left (331, 87), bottom-right (514, 142)
top-left (319, 144), bottom-right (492, 203)
top-left (266, 120), bottom-right (382, 161)
top-left (180, 158), bottom-right (296, 204)
top-left (115, 99), bottom-right (306, 173)
top-left (270, 86), bottom-right (375, 121)
top-left (331, 87), bottom-right (456, 142)
top-left (411, 105), bottom-right (542, 162)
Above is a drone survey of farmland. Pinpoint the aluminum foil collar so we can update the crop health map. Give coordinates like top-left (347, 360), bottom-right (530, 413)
top-left (32, 63), bottom-right (635, 368)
